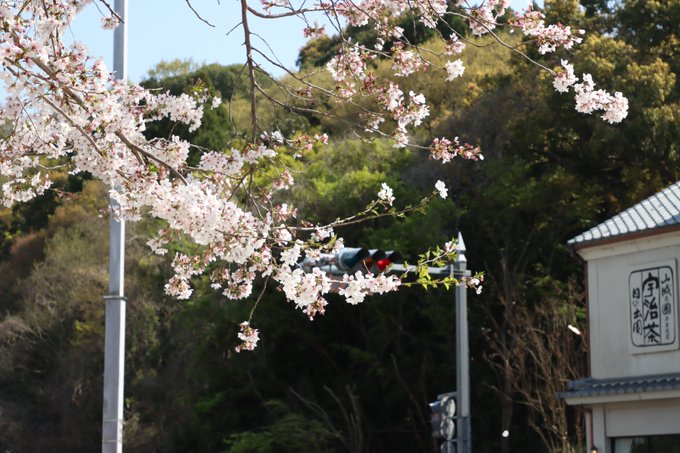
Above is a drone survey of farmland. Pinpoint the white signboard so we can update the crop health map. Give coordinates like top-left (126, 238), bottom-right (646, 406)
top-left (629, 260), bottom-right (678, 354)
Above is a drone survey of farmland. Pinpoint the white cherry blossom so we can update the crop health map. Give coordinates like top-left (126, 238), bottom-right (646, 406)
top-left (445, 60), bottom-right (465, 81)
top-left (435, 180), bottom-right (448, 199)
top-left (378, 182), bottom-right (395, 205)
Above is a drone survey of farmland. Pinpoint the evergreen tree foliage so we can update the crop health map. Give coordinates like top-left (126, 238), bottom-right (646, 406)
top-left (0, 1), bottom-right (678, 451)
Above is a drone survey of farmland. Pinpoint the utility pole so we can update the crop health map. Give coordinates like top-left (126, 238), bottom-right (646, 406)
top-left (454, 232), bottom-right (471, 453)
top-left (102, 1), bottom-right (127, 452)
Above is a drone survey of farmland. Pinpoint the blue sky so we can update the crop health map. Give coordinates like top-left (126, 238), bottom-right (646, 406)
top-left (68, 0), bottom-right (537, 82)
top-left (69, 0), bottom-right (305, 81)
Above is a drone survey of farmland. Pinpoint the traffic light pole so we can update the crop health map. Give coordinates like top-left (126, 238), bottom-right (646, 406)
top-left (454, 233), bottom-right (471, 453)
top-left (102, 1), bottom-right (127, 452)
top-left (305, 237), bottom-right (472, 451)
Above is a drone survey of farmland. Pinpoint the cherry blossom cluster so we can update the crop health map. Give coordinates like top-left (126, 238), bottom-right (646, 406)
top-left (328, 46), bottom-right (433, 146)
top-left (553, 61), bottom-right (629, 124)
top-left (435, 180), bottom-right (447, 199)
top-left (391, 47), bottom-right (427, 77)
top-left (0, 0), bottom-right (406, 335)
top-left (460, 275), bottom-right (484, 295)
top-left (445, 60), bottom-right (465, 81)
top-left (327, 45), bottom-right (369, 97)
top-left (466, 0), bottom-right (510, 36)
top-left (573, 75), bottom-right (629, 124)
top-left (429, 138), bottom-right (483, 163)
top-left (509, 7), bottom-right (584, 54)
top-left (235, 321), bottom-right (260, 352)
top-left (319, 0), bottom-right (629, 158)
top-left (377, 182), bottom-right (394, 205)
top-left (337, 0), bottom-right (446, 33)
top-left (339, 271), bottom-right (401, 305)
top-left (444, 33), bottom-right (466, 56)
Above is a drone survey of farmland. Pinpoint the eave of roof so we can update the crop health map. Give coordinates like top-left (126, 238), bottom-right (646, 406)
top-left (568, 181), bottom-right (680, 249)
top-left (560, 372), bottom-right (680, 401)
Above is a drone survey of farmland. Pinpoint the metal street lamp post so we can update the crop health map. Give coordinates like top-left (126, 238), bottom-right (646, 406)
top-left (454, 232), bottom-right (471, 453)
top-left (102, 1), bottom-right (128, 452)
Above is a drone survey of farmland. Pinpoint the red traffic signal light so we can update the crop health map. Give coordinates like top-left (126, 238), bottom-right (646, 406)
top-left (375, 250), bottom-right (402, 271)
top-left (356, 249), bottom-right (402, 273)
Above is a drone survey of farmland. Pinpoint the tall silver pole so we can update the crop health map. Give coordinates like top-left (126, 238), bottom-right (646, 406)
top-left (102, 1), bottom-right (128, 452)
top-left (455, 232), bottom-right (471, 453)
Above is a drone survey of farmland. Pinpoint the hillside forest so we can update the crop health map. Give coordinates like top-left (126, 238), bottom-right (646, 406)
top-left (0, 0), bottom-right (678, 451)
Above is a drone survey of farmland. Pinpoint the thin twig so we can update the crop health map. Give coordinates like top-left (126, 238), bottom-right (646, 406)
top-left (185, 0), bottom-right (216, 27)
top-left (97, 0), bottom-right (123, 22)
top-left (246, 5), bottom-right (322, 19)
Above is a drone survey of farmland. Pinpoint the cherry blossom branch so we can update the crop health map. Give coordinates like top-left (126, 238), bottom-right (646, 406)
top-left (291, 197), bottom-right (431, 233)
top-left (38, 95), bottom-right (102, 154)
top-left (95, 0), bottom-right (124, 23)
top-left (246, 4), bottom-right (323, 19)
top-left (114, 132), bottom-right (189, 184)
top-left (185, 0), bottom-right (216, 27)
top-left (240, 0), bottom-right (260, 142)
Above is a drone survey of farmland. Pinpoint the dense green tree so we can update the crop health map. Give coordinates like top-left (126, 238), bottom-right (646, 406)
top-left (0, 182), bottom-right (176, 452)
top-left (0, 2), bottom-right (678, 452)
top-left (440, 1), bottom-right (679, 450)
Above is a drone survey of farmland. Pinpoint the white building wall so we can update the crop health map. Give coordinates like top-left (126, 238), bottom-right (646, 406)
top-left (583, 235), bottom-right (680, 379)
top-left (604, 399), bottom-right (680, 437)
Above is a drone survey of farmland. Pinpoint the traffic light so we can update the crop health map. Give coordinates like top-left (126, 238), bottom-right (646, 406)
top-left (440, 393), bottom-right (456, 441)
top-left (429, 392), bottom-right (457, 452)
top-left (429, 399), bottom-right (442, 438)
top-left (335, 247), bottom-right (371, 272)
top-left (365, 249), bottom-right (402, 272)
top-left (301, 247), bottom-right (401, 275)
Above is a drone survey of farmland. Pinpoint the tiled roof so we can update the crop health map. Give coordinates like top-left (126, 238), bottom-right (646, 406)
top-left (568, 181), bottom-right (680, 246)
top-left (560, 373), bottom-right (680, 399)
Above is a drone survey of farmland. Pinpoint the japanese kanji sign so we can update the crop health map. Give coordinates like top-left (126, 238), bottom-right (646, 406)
top-left (629, 260), bottom-right (678, 353)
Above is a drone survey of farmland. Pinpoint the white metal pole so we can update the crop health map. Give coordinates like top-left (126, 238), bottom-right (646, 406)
top-left (102, 1), bottom-right (128, 452)
top-left (454, 232), bottom-right (471, 453)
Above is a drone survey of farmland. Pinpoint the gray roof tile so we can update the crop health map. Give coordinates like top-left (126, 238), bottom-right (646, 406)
top-left (569, 181), bottom-right (680, 246)
top-left (560, 373), bottom-right (680, 399)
